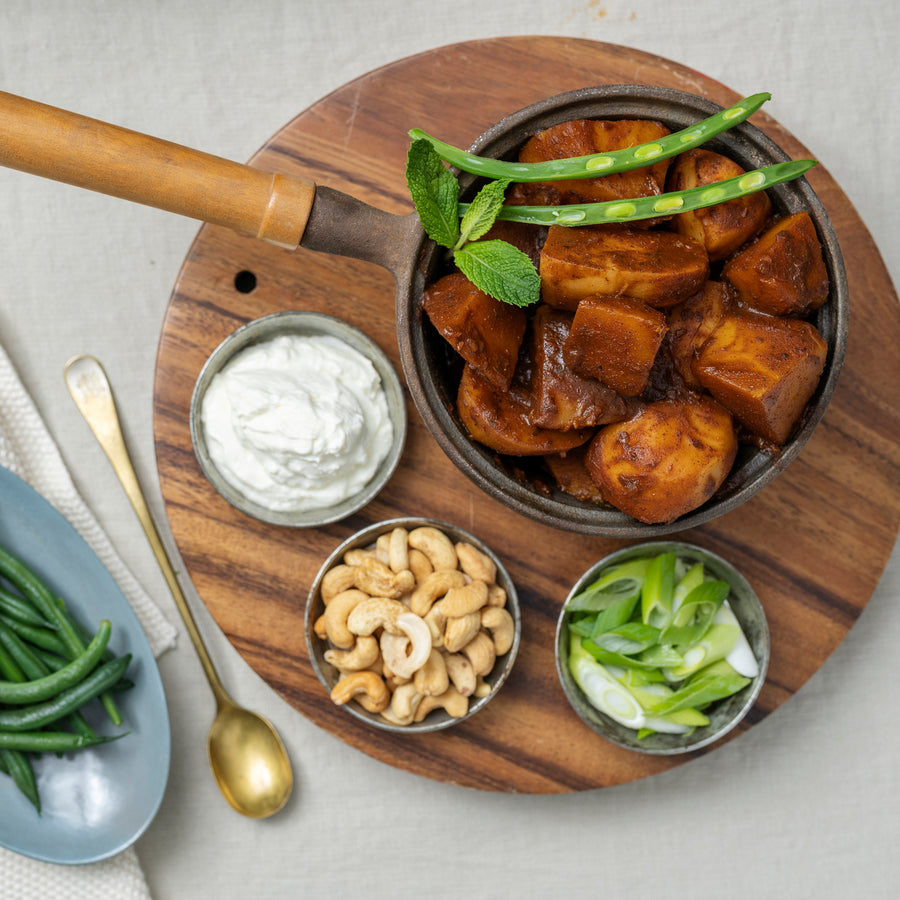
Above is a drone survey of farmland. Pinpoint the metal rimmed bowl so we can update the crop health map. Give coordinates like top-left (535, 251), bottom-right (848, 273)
top-left (189, 311), bottom-right (407, 527)
top-left (555, 541), bottom-right (769, 755)
top-left (305, 517), bottom-right (521, 734)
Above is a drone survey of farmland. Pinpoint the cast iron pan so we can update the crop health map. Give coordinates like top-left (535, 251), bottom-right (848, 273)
top-left (0, 85), bottom-right (847, 536)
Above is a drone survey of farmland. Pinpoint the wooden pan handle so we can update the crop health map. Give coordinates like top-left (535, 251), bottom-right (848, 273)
top-left (0, 91), bottom-right (316, 249)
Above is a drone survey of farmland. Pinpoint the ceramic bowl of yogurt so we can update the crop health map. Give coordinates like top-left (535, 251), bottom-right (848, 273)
top-left (190, 311), bottom-right (407, 527)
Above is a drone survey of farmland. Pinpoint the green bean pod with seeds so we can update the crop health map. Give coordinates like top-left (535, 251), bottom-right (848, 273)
top-left (462, 159), bottom-right (816, 227)
top-left (410, 92), bottom-right (771, 182)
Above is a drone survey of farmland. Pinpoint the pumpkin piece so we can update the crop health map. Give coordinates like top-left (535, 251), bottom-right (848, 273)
top-left (530, 304), bottom-right (627, 429)
top-left (562, 295), bottom-right (667, 397)
top-left (457, 364), bottom-right (593, 456)
top-left (539, 225), bottom-right (709, 310)
top-left (422, 272), bottom-right (527, 390)
top-left (544, 446), bottom-right (608, 504)
top-left (722, 212), bottom-right (829, 316)
top-left (666, 281), bottom-right (733, 390)
top-left (666, 148), bottom-right (771, 261)
top-left (586, 395), bottom-right (738, 524)
top-left (693, 311), bottom-right (828, 446)
top-left (508, 118), bottom-right (671, 208)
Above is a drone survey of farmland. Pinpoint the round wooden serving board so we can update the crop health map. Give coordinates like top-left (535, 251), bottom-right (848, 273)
top-left (153, 37), bottom-right (900, 793)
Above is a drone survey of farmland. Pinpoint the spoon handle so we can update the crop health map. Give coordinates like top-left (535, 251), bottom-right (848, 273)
top-left (64, 355), bottom-right (230, 708)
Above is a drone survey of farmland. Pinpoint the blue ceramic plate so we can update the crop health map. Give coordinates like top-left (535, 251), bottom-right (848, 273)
top-left (0, 466), bottom-right (170, 865)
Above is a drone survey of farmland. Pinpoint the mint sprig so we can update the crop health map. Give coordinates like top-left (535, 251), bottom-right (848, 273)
top-left (406, 139), bottom-right (540, 307)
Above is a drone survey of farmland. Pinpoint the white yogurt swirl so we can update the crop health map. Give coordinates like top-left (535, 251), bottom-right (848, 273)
top-left (200, 333), bottom-right (394, 513)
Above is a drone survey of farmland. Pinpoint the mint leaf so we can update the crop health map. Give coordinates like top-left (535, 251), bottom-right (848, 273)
top-left (457, 179), bottom-right (510, 247)
top-left (406, 139), bottom-right (459, 248)
top-left (454, 240), bottom-right (540, 307)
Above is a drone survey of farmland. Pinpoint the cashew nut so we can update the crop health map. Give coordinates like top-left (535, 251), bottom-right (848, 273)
top-left (439, 579), bottom-right (489, 618)
top-left (354, 557), bottom-right (415, 599)
top-left (474, 677), bottom-right (492, 699)
top-left (344, 547), bottom-right (376, 567)
top-left (322, 589), bottom-right (370, 649)
top-left (380, 682), bottom-right (423, 726)
top-left (413, 649), bottom-right (450, 696)
top-left (481, 606), bottom-right (515, 656)
top-left (330, 670), bottom-right (390, 713)
top-left (321, 564), bottom-right (358, 604)
top-left (323, 635), bottom-right (380, 672)
top-left (375, 532), bottom-right (392, 564)
top-left (408, 526), bottom-right (458, 571)
top-left (379, 612), bottom-right (432, 679)
top-left (312, 613), bottom-right (328, 640)
top-left (423, 604), bottom-right (446, 647)
top-left (388, 527), bottom-right (410, 574)
top-left (486, 584), bottom-right (507, 608)
top-left (407, 547), bottom-right (433, 583)
top-left (346, 597), bottom-right (407, 636)
top-left (409, 569), bottom-right (467, 617)
top-left (443, 652), bottom-right (476, 697)
top-left (456, 542), bottom-right (497, 584)
top-left (443, 612), bottom-right (482, 653)
top-left (461, 631), bottom-right (496, 677)
top-left (413, 685), bottom-right (469, 721)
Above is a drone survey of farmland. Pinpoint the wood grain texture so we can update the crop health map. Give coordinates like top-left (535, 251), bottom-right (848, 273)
top-left (152, 37), bottom-right (900, 793)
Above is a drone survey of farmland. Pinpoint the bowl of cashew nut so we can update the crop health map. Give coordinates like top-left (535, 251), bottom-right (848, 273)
top-left (306, 517), bottom-right (521, 732)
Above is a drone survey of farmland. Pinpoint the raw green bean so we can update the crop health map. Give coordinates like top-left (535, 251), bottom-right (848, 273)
top-left (464, 159), bottom-right (816, 227)
top-left (0, 620), bottom-right (112, 704)
top-left (0, 584), bottom-right (55, 630)
top-left (0, 654), bottom-right (130, 732)
top-left (0, 620), bottom-right (47, 681)
top-left (0, 639), bottom-right (26, 683)
top-left (0, 730), bottom-right (117, 753)
top-left (0, 747), bottom-right (40, 812)
top-left (0, 544), bottom-right (123, 725)
top-left (410, 92), bottom-right (771, 182)
top-left (0, 613), bottom-right (71, 658)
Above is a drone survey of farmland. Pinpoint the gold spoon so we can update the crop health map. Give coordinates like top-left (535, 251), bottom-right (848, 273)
top-left (64, 354), bottom-right (293, 819)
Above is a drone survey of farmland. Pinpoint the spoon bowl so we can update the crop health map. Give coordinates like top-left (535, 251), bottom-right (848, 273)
top-left (64, 354), bottom-right (293, 819)
top-left (207, 702), bottom-right (292, 818)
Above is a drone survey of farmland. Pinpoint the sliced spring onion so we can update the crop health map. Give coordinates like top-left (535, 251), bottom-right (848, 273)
top-left (410, 92), bottom-right (771, 182)
top-left (569, 635), bottom-right (646, 729)
top-left (714, 601), bottom-right (760, 678)
top-left (641, 552), bottom-right (676, 629)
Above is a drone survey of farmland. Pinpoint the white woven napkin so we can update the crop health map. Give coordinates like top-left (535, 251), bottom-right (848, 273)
top-left (0, 342), bottom-right (178, 897)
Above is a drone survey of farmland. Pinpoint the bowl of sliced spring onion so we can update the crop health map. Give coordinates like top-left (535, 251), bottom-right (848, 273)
top-left (555, 542), bottom-right (769, 754)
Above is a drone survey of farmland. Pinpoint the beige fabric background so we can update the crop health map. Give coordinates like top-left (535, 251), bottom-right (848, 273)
top-left (1, 1), bottom-right (897, 897)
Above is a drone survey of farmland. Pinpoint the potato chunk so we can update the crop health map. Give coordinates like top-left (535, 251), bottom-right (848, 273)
top-left (544, 446), bottom-right (607, 504)
top-left (530, 304), bottom-right (627, 429)
top-left (722, 212), bottom-right (829, 316)
top-left (422, 272), bottom-right (527, 390)
top-left (666, 148), bottom-right (771, 261)
top-left (509, 118), bottom-right (671, 207)
top-left (563, 295), bottom-right (667, 396)
top-left (457, 364), bottom-right (593, 456)
top-left (540, 225), bottom-right (709, 310)
top-left (586, 395), bottom-right (738, 524)
top-left (693, 311), bottom-right (828, 446)
top-left (666, 281), bottom-right (732, 390)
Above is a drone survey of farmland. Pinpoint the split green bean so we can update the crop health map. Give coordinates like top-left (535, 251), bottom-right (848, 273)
top-left (467, 159), bottom-right (816, 227)
top-left (410, 92), bottom-right (771, 182)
